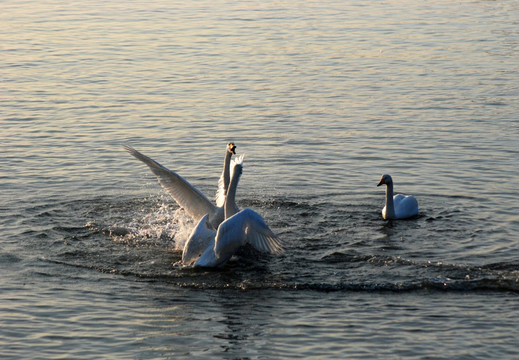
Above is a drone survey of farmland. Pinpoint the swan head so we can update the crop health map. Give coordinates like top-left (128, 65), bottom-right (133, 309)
top-left (377, 174), bottom-right (393, 187)
top-left (227, 143), bottom-right (237, 155)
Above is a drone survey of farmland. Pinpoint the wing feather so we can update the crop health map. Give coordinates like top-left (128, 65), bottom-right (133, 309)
top-left (243, 208), bottom-right (283, 254)
top-left (215, 208), bottom-right (283, 257)
top-left (124, 146), bottom-right (216, 221)
top-left (215, 174), bottom-right (226, 208)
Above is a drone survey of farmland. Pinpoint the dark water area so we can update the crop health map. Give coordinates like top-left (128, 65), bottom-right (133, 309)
top-left (2, 0), bottom-right (519, 358)
top-left (6, 193), bottom-right (519, 292)
top-left (2, 191), bottom-right (519, 358)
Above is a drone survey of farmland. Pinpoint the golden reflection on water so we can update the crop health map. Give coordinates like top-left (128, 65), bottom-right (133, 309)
top-left (2, 0), bottom-right (518, 202)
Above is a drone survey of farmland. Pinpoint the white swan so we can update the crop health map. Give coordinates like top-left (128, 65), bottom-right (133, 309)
top-left (125, 144), bottom-right (240, 265)
top-left (377, 174), bottom-right (418, 220)
top-left (182, 155), bottom-right (242, 265)
top-left (194, 157), bottom-right (284, 268)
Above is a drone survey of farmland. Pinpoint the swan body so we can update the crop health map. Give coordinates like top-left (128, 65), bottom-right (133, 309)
top-left (125, 145), bottom-right (282, 267)
top-left (125, 144), bottom-right (238, 265)
top-left (195, 208), bottom-right (283, 267)
top-left (377, 174), bottom-right (418, 220)
top-left (194, 158), bottom-right (283, 268)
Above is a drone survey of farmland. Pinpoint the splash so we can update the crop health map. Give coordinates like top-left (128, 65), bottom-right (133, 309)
top-left (90, 200), bottom-right (195, 251)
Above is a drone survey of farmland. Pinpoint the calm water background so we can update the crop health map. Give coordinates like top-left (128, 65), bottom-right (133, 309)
top-left (2, 0), bottom-right (519, 358)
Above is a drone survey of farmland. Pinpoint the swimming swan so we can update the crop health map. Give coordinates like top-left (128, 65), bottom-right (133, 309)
top-left (377, 174), bottom-right (418, 220)
top-left (194, 157), bottom-right (284, 268)
top-left (124, 143), bottom-right (237, 230)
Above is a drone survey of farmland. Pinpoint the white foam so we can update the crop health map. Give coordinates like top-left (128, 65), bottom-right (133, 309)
top-left (106, 202), bottom-right (195, 250)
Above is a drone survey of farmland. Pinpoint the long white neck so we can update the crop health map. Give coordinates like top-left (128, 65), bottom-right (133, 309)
top-left (385, 182), bottom-right (396, 219)
top-left (224, 164), bottom-right (242, 219)
top-left (222, 150), bottom-right (233, 196)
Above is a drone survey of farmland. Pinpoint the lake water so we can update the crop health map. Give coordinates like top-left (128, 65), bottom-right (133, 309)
top-left (2, 0), bottom-right (519, 358)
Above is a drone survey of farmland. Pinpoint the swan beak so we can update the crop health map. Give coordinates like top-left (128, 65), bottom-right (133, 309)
top-left (377, 178), bottom-right (385, 187)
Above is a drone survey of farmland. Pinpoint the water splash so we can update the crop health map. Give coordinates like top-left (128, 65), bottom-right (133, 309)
top-left (88, 200), bottom-right (195, 251)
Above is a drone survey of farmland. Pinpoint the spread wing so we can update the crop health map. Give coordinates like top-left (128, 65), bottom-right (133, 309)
top-left (214, 208), bottom-right (284, 260)
top-left (124, 146), bottom-right (217, 221)
top-left (243, 209), bottom-right (284, 255)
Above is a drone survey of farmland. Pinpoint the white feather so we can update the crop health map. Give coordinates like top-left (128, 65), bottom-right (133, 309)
top-left (194, 208), bottom-right (284, 268)
top-left (215, 175), bottom-right (226, 208)
top-left (125, 146), bottom-right (216, 219)
top-left (215, 208), bottom-right (283, 260)
top-left (229, 155), bottom-right (244, 180)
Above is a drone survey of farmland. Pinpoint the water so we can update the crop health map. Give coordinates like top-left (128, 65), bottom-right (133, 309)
top-left (2, 0), bottom-right (519, 358)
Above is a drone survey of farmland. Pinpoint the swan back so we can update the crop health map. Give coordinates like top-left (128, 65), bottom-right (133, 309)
top-left (393, 194), bottom-right (419, 219)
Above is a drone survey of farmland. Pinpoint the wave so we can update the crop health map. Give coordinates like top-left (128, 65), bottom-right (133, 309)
top-left (45, 251), bottom-right (519, 294)
top-left (19, 194), bottom-right (519, 295)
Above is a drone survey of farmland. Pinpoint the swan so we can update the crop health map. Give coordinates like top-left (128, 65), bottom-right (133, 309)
top-left (124, 143), bottom-right (236, 230)
top-left (377, 174), bottom-right (418, 220)
top-left (182, 155), bottom-right (242, 265)
top-left (194, 156), bottom-right (284, 268)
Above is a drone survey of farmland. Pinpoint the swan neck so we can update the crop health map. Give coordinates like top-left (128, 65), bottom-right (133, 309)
top-left (385, 183), bottom-right (395, 219)
top-left (224, 166), bottom-right (241, 219)
top-left (222, 150), bottom-right (232, 195)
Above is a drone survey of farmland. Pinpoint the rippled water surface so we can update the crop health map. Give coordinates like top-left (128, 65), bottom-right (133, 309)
top-left (2, 0), bottom-right (519, 358)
